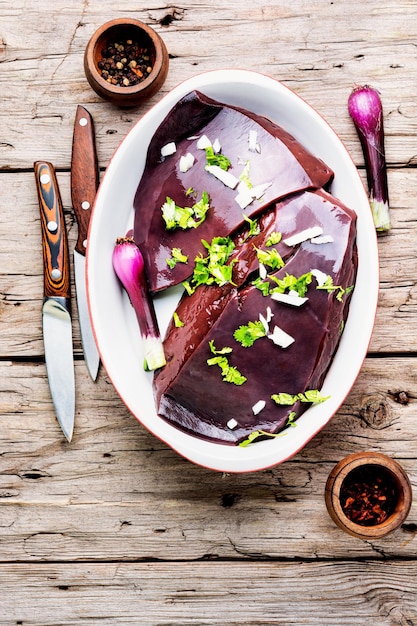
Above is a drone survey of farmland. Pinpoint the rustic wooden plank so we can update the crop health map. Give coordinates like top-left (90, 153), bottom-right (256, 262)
top-left (0, 561), bottom-right (415, 625)
top-left (0, 1), bottom-right (417, 167)
top-left (0, 358), bottom-right (415, 562)
top-left (1, 168), bottom-right (416, 357)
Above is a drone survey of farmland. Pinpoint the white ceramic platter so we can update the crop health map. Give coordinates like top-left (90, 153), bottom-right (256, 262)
top-left (87, 69), bottom-right (379, 473)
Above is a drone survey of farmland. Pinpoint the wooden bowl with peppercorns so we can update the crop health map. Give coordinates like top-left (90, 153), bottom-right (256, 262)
top-left (84, 18), bottom-right (169, 107)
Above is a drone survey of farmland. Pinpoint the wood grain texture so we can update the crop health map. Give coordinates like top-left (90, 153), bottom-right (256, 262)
top-left (0, 562), bottom-right (416, 625)
top-left (1, 0), bottom-right (417, 623)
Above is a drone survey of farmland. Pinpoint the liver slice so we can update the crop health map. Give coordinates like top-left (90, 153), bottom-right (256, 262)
top-left (133, 90), bottom-right (333, 293)
top-left (154, 190), bottom-right (357, 444)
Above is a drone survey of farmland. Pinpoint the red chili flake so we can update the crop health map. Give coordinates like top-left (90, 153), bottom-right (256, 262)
top-left (340, 464), bottom-right (398, 526)
top-left (97, 38), bottom-right (153, 87)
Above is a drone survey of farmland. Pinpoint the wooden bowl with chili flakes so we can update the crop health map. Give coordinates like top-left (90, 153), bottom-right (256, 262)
top-left (325, 452), bottom-right (412, 540)
top-left (84, 18), bottom-right (169, 107)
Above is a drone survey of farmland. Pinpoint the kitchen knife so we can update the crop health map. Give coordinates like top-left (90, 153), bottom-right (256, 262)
top-left (34, 161), bottom-right (75, 442)
top-left (71, 105), bottom-right (100, 381)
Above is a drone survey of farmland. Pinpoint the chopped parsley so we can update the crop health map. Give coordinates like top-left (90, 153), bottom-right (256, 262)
top-left (182, 236), bottom-right (236, 295)
top-left (173, 311), bottom-right (184, 328)
top-left (166, 247), bottom-right (188, 269)
top-left (242, 214), bottom-right (260, 239)
top-left (205, 146), bottom-right (231, 171)
top-left (271, 390), bottom-right (330, 406)
top-left (207, 340), bottom-right (246, 386)
top-left (161, 191), bottom-right (210, 230)
top-left (255, 246), bottom-right (285, 271)
top-left (239, 429), bottom-right (285, 447)
top-left (316, 275), bottom-right (354, 302)
top-left (266, 231), bottom-right (282, 247)
top-left (286, 412), bottom-right (297, 427)
top-left (252, 276), bottom-right (271, 296)
top-left (270, 272), bottom-right (313, 297)
top-left (233, 320), bottom-right (266, 347)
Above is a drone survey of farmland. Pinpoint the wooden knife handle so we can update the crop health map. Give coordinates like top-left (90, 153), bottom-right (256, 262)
top-left (71, 105), bottom-right (99, 256)
top-left (34, 161), bottom-right (71, 300)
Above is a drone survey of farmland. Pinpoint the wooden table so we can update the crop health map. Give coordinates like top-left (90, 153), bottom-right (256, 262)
top-left (1, 1), bottom-right (416, 623)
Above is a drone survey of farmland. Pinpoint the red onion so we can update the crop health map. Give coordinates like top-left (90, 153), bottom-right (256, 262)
top-left (348, 85), bottom-right (390, 232)
top-left (112, 237), bottom-right (166, 370)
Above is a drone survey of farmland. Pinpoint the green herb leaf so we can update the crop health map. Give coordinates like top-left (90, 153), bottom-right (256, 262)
top-left (207, 341), bottom-right (246, 385)
top-left (205, 146), bottom-right (231, 171)
top-left (266, 231), bottom-right (282, 246)
top-left (161, 192), bottom-right (210, 230)
top-left (184, 236), bottom-right (237, 295)
top-left (271, 392), bottom-right (298, 406)
top-left (271, 389), bottom-right (330, 406)
top-left (270, 272), bottom-right (312, 297)
top-left (166, 247), bottom-right (189, 269)
top-left (223, 366), bottom-right (247, 385)
top-left (298, 390), bottom-right (330, 404)
top-left (286, 412), bottom-right (297, 427)
top-left (315, 275), bottom-right (353, 302)
top-left (242, 214), bottom-right (260, 239)
top-left (233, 320), bottom-right (266, 347)
top-left (207, 348), bottom-right (247, 386)
top-left (209, 340), bottom-right (233, 355)
top-left (252, 276), bottom-right (271, 296)
top-left (239, 429), bottom-right (285, 447)
top-left (173, 311), bottom-right (184, 328)
top-left (255, 246), bottom-right (285, 270)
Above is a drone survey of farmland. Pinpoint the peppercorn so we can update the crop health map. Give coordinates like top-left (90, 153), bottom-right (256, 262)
top-left (98, 37), bottom-right (153, 87)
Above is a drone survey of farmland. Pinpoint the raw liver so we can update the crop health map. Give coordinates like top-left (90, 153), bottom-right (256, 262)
top-left (154, 190), bottom-right (357, 444)
top-left (133, 91), bottom-right (333, 293)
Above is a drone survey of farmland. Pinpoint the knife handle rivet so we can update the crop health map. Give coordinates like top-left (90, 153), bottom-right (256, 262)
top-left (51, 268), bottom-right (62, 280)
top-left (81, 201), bottom-right (90, 210)
top-left (79, 117), bottom-right (88, 127)
top-left (40, 173), bottom-right (51, 185)
top-left (47, 220), bottom-right (58, 232)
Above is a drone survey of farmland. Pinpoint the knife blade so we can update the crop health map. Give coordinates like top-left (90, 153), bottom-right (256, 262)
top-left (71, 105), bottom-right (100, 381)
top-left (34, 161), bottom-right (75, 442)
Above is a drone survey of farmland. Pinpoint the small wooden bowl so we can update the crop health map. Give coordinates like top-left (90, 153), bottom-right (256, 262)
top-left (84, 18), bottom-right (169, 107)
top-left (325, 452), bottom-right (412, 540)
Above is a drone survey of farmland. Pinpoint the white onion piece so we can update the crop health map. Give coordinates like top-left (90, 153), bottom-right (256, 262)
top-left (310, 234), bottom-right (334, 244)
top-left (161, 142), bottom-right (176, 157)
top-left (252, 400), bottom-right (266, 415)
top-left (205, 165), bottom-right (239, 189)
top-left (196, 134), bottom-right (212, 149)
top-left (270, 292), bottom-right (308, 307)
top-left (259, 312), bottom-right (270, 334)
top-left (235, 183), bottom-right (254, 208)
top-left (283, 226), bottom-right (324, 247)
top-left (227, 418), bottom-right (238, 430)
top-left (251, 182), bottom-right (272, 199)
top-left (259, 263), bottom-right (268, 279)
top-left (268, 325), bottom-right (295, 348)
top-left (212, 137), bottom-right (221, 153)
top-left (179, 152), bottom-right (195, 173)
top-left (248, 130), bottom-right (261, 153)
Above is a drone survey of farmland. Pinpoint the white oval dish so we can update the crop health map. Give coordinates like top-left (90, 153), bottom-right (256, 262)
top-left (87, 69), bottom-right (379, 473)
